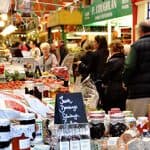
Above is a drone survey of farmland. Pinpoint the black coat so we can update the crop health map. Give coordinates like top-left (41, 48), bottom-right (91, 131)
top-left (78, 51), bottom-right (94, 81)
top-left (79, 48), bottom-right (109, 82)
top-left (123, 34), bottom-right (150, 99)
top-left (102, 53), bottom-right (126, 112)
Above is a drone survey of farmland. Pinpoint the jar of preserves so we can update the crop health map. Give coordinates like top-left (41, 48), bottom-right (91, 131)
top-left (0, 119), bottom-right (11, 149)
top-left (89, 111), bottom-right (105, 139)
top-left (17, 113), bottom-right (36, 141)
top-left (11, 125), bottom-right (31, 150)
top-left (109, 113), bottom-right (127, 137)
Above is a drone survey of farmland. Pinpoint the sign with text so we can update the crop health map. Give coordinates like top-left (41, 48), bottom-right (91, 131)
top-left (54, 92), bottom-right (87, 124)
top-left (83, 0), bottom-right (132, 25)
top-left (17, 0), bottom-right (31, 13)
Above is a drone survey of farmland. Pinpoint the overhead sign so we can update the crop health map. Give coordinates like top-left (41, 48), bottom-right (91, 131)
top-left (0, 0), bottom-right (10, 13)
top-left (17, 0), bottom-right (31, 13)
top-left (54, 92), bottom-right (87, 124)
top-left (83, 0), bottom-right (132, 25)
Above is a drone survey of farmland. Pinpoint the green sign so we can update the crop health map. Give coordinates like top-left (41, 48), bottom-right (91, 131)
top-left (83, 0), bottom-right (132, 25)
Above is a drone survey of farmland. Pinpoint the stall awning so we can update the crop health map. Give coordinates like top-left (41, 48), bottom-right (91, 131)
top-left (83, 0), bottom-right (132, 26)
top-left (47, 10), bottom-right (82, 27)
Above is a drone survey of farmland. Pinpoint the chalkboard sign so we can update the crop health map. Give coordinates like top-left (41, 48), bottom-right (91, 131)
top-left (54, 92), bottom-right (87, 124)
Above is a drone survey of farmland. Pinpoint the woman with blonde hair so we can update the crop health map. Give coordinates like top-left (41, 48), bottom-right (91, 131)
top-left (38, 42), bottom-right (58, 72)
top-left (102, 40), bottom-right (127, 112)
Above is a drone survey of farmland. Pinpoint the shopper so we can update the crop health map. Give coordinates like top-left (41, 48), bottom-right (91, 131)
top-left (59, 40), bottom-right (68, 65)
top-left (123, 21), bottom-right (150, 118)
top-left (38, 42), bottom-right (58, 72)
top-left (29, 40), bottom-right (41, 60)
top-left (77, 35), bottom-right (109, 107)
top-left (78, 40), bottom-right (95, 82)
top-left (102, 40), bottom-right (126, 112)
top-left (10, 42), bottom-right (23, 57)
top-left (50, 43), bottom-right (60, 63)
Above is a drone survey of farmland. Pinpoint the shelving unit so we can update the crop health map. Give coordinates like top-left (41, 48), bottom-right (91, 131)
top-left (121, 28), bottom-right (132, 44)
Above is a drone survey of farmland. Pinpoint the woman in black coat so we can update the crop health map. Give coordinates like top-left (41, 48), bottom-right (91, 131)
top-left (77, 36), bottom-right (109, 107)
top-left (102, 40), bottom-right (127, 112)
top-left (78, 40), bottom-right (95, 81)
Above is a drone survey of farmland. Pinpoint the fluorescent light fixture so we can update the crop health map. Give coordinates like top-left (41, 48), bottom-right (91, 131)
top-left (1, 25), bottom-right (17, 36)
top-left (51, 29), bottom-right (62, 33)
top-left (75, 32), bottom-right (108, 36)
top-left (0, 20), bottom-right (5, 27)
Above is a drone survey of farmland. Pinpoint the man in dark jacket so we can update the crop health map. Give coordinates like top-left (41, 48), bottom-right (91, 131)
top-left (123, 21), bottom-right (150, 118)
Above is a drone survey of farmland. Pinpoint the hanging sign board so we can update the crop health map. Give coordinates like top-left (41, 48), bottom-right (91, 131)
top-left (16, 0), bottom-right (31, 13)
top-left (54, 92), bottom-right (87, 124)
top-left (83, 0), bottom-right (132, 25)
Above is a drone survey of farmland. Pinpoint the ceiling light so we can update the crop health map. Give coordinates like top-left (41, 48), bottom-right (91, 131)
top-left (1, 25), bottom-right (17, 36)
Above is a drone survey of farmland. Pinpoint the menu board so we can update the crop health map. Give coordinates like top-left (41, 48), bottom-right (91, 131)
top-left (54, 92), bottom-right (87, 124)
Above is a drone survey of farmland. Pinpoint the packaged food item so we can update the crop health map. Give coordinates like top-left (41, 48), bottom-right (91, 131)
top-left (17, 113), bottom-right (36, 140)
top-left (11, 125), bottom-right (31, 150)
top-left (89, 111), bottom-right (105, 139)
top-left (109, 113), bottom-right (127, 137)
top-left (0, 119), bottom-right (11, 149)
top-left (79, 124), bottom-right (91, 150)
top-left (43, 112), bottom-right (54, 145)
top-left (125, 117), bottom-right (136, 129)
top-left (137, 117), bottom-right (149, 134)
top-left (70, 125), bottom-right (80, 150)
top-left (35, 119), bottom-right (43, 143)
top-left (12, 133), bottom-right (30, 150)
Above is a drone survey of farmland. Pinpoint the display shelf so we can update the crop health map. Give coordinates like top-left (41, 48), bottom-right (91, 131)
top-left (121, 27), bottom-right (132, 44)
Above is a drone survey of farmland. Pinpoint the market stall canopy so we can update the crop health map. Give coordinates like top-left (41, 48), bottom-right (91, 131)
top-left (47, 9), bottom-right (82, 27)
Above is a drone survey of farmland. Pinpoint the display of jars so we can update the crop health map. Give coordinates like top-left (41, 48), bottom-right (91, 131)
top-left (0, 119), bottom-right (11, 149)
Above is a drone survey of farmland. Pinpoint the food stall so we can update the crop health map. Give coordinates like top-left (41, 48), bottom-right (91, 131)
top-left (0, 56), bottom-right (149, 150)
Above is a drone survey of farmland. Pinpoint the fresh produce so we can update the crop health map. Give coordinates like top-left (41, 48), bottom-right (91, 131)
top-left (5, 70), bottom-right (26, 81)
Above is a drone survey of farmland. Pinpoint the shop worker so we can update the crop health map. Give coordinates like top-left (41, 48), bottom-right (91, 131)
top-left (29, 40), bottom-right (41, 60)
top-left (123, 21), bottom-right (150, 118)
top-left (38, 42), bottom-right (58, 72)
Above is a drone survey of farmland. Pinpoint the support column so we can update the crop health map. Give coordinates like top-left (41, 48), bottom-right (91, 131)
top-left (107, 21), bottom-right (111, 44)
top-left (132, 0), bottom-right (138, 42)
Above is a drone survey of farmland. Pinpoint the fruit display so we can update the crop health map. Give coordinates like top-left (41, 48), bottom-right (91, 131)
top-left (0, 81), bottom-right (24, 90)
top-left (51, 67), bottom-right (69, 81)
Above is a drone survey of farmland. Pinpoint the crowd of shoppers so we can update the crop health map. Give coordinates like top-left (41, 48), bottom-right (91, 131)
top-left (8, 20), bottom-right (150, 118)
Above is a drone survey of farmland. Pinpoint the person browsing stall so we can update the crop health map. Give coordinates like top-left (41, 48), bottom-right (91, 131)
top-left (123, 21), bottom-right (150, 118)
top-left (38, 42), bottom-right (58, 72)
top-left (29, 40), bottom-right (41, 60)
top-left (102, 40), bottom-right (127, 112)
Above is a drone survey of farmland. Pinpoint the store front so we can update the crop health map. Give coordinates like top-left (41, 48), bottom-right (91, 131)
top-left (82, 0), bottom-right (132, 44)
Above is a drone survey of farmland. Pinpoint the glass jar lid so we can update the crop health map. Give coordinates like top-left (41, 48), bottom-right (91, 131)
top-left (18, 113), bottom-right (35, 121)
top-left (0, 119), bottom-right (10, 126)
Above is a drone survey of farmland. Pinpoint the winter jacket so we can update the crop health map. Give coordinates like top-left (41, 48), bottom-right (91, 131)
top-left (102, 52), bottom-right (126, 112)
top-left (123, 34), bottom-right (150, 99)
top-left (79, 48), bottom-right (109, 83)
